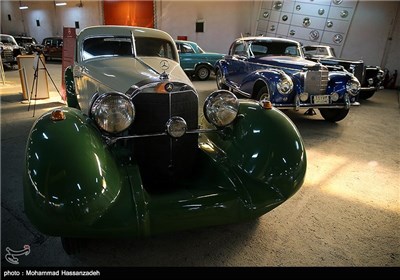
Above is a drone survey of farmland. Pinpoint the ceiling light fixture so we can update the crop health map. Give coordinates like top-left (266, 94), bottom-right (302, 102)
top-left (19, 0), bottom-right (28, 9)
top-left (55, 2), bottom-right (67, 6)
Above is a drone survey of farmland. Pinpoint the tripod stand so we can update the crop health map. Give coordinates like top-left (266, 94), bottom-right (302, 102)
top-left (28, 53), bottom-right (61, 117)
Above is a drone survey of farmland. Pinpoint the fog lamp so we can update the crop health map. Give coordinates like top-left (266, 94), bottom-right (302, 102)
top-left (331, 92), bottom-right (339, 102)
top-left (299, 92), bottom-right (309, 102)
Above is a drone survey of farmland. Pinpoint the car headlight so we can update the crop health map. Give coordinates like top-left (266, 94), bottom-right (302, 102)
top-left (346, 77), bottom-right (361, 96)
top-left (203, 90), bottom-right (239, 127)
top-left (277, 74), bottom-right (293, 94)
top-left (377, 70), bottom-right (384, 80)
top-left (91, 92), bottom-right (135, 134)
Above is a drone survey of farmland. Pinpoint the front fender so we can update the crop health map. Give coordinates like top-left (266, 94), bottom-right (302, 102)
top-left (23, 107), bottom-right (138, 236)
top-left (206, 100), bottom-right (307, 213)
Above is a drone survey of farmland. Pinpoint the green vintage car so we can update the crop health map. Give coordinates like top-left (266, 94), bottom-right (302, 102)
top-left (23, 26), bottom-right (307, 254)
top-left (175, 40), bottom-right (225, 81)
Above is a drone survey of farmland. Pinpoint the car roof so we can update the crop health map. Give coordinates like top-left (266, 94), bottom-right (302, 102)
top-left (235, 36), bottom-right (300, 45)
top-left (175, 40), bottom-right (197, 45)
top-left (77, 25), bottom-right (174, 42)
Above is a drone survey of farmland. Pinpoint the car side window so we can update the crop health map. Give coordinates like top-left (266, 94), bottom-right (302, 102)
top-left (180, 43), bottom-right (194, 54)
top-left (232, 43), bottom-right (247, 57)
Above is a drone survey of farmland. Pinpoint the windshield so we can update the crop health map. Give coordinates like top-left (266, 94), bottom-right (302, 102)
top-left (304, 46), bottom-right (336, 57)
top-left (249, 41), bottom-right (301, 57)
top-left (82, 36), bottom-right (177, 61)
top-left (0, 35), bottom-right (17, 46)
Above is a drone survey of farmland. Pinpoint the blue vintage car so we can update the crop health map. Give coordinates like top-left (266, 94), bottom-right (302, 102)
top-left (23, 26), bottom-right (307, 254)
top-left (215, 37), bottom-right (361, 122)
top-left (175, 40), bottom-right (225, 81)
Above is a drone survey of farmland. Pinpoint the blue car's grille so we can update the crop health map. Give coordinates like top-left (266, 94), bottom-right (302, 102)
top-left (304, 69), bottom-right (329, 95)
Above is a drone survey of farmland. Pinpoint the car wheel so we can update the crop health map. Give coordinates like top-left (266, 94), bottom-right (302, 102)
top-left (359, 90), bottom-right (375, 100)
top-left (216, 68), bottom-right (229, 90)
top-left (255, 86), bottom-right (271, 102)
top-left (61, 237), bottom-right (81, 255)
top-left (319, 108), bottom-right (349, 122)
top-left (196, 66), bottom-right (210, 81)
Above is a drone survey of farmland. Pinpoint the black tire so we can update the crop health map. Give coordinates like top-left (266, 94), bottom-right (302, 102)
top-left (61, 237), bottom-right (81, 255)
top-left (359, 90), bottom-right (376, 100)
top-left (255, 86), bottom-right (270, 102)
top-left (216, 68), bottom-right (229, 90)
top-left (319, 108), bottom-right (349, 122)
top-left (195, 65), bottom-right (210, 81)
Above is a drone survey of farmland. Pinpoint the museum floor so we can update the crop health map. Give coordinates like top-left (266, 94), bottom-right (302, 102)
top-left (1, 62), bottom-right (399, 267)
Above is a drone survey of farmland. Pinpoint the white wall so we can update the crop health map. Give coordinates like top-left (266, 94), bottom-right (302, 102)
top-left (343, 1), bottom-right (398, 66)
top-left (1, 0), bottom-right (399, 86)
top-left (155, 0), bottom-right (259, 54)
top-left (1, 0), bottom-right (102, 43)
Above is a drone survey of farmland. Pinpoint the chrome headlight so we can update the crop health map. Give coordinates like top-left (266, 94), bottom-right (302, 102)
top-left (204, 90), bottom-right (239, 127)
top-left (91, 92), bottom-right (135, 134)
top-left (346, 77), bottom-right (361, 96)
top-left (377, 70), bottom-right (384, 80)
top-left (277, 74), bottom-right (293, 94)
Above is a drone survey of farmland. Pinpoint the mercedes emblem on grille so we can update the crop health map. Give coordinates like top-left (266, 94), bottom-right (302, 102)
top-left (160, 60), bottom-right (170, 70)
top-left (165, 83), bottom-right (174, 92)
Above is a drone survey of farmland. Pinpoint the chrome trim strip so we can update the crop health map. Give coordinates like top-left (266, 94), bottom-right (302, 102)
top-left (273, 104), bottom-right (350, 109)
top-left (104, 128), bottom-right (219, 145)
top-left (230, 86), bottom-right (251, 98)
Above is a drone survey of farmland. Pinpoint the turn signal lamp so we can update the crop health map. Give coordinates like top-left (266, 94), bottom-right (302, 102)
top-left (50, 109), bottom-right (66, 121)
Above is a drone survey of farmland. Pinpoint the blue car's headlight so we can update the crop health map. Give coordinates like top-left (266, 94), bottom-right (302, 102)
top-left (91, 92), bottom-right (135, 134)
top-left (277, 74), bottom-right (293, 94)
top-left (346, 77), bottom-right (361, 96)
top-left (203, 90), bottom-right (239, 127)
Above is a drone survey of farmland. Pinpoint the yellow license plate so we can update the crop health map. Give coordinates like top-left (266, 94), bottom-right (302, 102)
top-left (313, 95), bottom-right (330, 104)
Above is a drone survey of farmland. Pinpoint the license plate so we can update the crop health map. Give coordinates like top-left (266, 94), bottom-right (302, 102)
top-left (313, 95), bottom-right (330, 104)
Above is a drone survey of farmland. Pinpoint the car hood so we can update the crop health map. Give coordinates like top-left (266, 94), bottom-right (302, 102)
top-left (256, 56), bottom-right (319, 70)
top-left (204, 52), bottom-right (225, 57)
top-left (318, 57), bottom-right (364, 65)
top-left (82, 57), bottom-right (192, 93)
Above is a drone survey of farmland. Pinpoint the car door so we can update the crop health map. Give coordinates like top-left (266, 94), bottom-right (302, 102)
top-left (176, 42), bottom-right (196, 71)
top-left (225, 42), bottom-right (250, 88)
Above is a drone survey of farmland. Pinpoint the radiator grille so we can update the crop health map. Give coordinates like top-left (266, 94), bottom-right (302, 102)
top-left (1, 49), bottom-right (13, 61)
top-left (130, 90), bottom-right (198, 191)
top-left (304, 69), bottom-right (329, 95)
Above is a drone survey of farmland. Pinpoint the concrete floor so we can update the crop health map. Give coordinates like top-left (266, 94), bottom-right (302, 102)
top-left (1, 62), bottom-right (399, 268)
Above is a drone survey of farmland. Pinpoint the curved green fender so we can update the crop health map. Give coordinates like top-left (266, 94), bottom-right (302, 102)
top-left (204, 100), bottom-right (307, 216)
top-left (23, 107), bottom-right (140, 237)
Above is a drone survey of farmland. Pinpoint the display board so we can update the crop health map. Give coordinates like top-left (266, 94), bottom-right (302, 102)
top-left (62, 27), bottom-right (76, 101)
top-left (17, 54), bottom-right (49, 100)
top-left (255, 0), bottom-right (357, 56)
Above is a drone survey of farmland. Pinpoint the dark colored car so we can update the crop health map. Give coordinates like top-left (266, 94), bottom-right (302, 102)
top-left (0, 34), bottom-right (25, 67)
top-left (14, 35), bottom-right (41, 54)
top-left (41, 37), bottom-right (63, 60)
top-left (303, 45), bottom-right (384, 100)
top-left (215, 37), bottom-right (361, 122)
top-left (175, 40), bottom-right (225, 80)
top-left (23, 26), bottom-right (307, 254)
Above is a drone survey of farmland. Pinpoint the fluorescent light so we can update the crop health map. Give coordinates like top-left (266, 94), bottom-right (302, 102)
top-left (55, 2), bottom-right (67, 6)
top-left (19, 6), bottom-right (28, 9)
